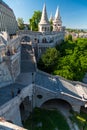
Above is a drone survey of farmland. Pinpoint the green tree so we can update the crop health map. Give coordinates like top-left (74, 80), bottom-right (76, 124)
top-left (39, 48), bottom-right (60, 72)
top-left (29, 11), bottom-right (41, 31)
top-left (67, 34), bottom-right (72, 41)
top-left (50, 20), bottom-right (53, 31)
top-left (38, 38), bottom-right (87, 81)
top-left (17, 18), bottom-right (24, 30)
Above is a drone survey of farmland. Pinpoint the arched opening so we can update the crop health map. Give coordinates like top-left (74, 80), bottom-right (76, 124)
top-left (42, 38), bottom-right (47, 43)
top-left (41, 99), bottom-right (72, 113)
top-left (19, 96), bottom-right (31, 122)
top-left (34, 38), bottom-right (39, 43)
top-left (21, 36), bottom-right (30, 42)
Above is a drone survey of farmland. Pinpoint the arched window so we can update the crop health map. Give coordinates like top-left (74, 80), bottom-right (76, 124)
top-left (45, 27), bottom-right (46, 31)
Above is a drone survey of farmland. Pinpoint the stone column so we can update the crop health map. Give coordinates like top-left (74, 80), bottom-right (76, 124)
top-left (72, 105), bottom-right (81, 113)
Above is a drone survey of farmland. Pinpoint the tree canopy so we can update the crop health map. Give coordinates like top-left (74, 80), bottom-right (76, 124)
top-left (49, 20), bottom-right (53, 31)
top-left (17, 18), bottom-right (25, 30)
top-left (29, 11), bottom-right (41, 31)
top-left (38, 38), bottom-right (87, 81)
top-left (38, 48), bottom-right (60, 72)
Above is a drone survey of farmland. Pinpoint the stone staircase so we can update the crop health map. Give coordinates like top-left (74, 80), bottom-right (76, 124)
top-left (21, 44), bottom-right (36, 73)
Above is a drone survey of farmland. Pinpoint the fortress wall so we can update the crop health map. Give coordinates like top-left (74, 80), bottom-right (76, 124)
top-left (0, 62), bottom-right (12, 88)
top-left (0, 97), bottom-right (22, 126)
top-left (0, 85), bottom-right (33, 125)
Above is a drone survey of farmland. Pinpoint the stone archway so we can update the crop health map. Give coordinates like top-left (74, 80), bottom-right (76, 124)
top-left (41, 99), bottom-right (72, 112)
top-left (21, 36), bottom-right (30, 42)
top-left (19, 96), bottom-right (31, 122)
top-left (42, 37), bottom-right (47, 43)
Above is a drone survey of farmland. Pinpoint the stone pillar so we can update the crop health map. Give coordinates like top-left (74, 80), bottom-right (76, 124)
top-left (72, 105), bottom-right (81, 113)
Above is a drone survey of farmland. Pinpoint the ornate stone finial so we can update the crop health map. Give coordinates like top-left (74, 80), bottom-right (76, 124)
top-left (39, 3), bottom-right (49, 24)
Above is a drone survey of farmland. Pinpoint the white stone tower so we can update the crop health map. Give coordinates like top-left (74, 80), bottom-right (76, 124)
top-left (53, 7), bottom-right (62, 31)
top-left (39, 4), bottom-right (50, 32)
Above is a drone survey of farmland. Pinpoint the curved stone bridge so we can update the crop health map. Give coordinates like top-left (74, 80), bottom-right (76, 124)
top-left (34, 70), bottom-right (87, 112)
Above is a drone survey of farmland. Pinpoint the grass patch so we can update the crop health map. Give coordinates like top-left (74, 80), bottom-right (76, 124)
top-left (70, 109), bottom-right (87, 130)
top-left (23, 108), bottom-right (70, 130)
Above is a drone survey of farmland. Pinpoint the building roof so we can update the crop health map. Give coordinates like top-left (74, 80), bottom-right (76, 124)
top-left (54, 7), bottom-right (61, 21)
top-left (0, 0), bottom-right (13, 12)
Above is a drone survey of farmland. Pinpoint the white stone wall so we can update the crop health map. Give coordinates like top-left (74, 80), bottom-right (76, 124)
top-left (0, 84), bottom-right (33, 126)
top-left (0, 62), bottom-right (12, 85)
top-left (0, 35), bottom-right (21, 85)
top-left (10, 52), bottom-right (21, 81)
top-left (0, 119), bottom-right (27, 130)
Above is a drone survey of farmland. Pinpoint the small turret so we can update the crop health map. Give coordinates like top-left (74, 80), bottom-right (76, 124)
top-left (53, 7), bottom-right (62, 31)
top-left (55, 7), bottom-right (61, 20)
top-left (39, 4), bottom-right (50, 32)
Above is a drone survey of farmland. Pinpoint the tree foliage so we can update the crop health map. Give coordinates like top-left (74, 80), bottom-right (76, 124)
top-left (38, 38), bottom-right (87, 81)
top-left (66, 34), bottom-right (72, 41)
top-left (38, 48), bottom-right (60, 72)
top-left (17, 18), bottom-right (24, 30)
top-left (50, 20), bottom-right (53, 31)
top-left (29, 11), bottom-right (41, 31)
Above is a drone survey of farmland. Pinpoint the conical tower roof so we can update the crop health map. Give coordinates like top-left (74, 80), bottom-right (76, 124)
top-left (39, 3), bottom-right (49, 24)
top-left (55, 6), bottom-right (61, 20)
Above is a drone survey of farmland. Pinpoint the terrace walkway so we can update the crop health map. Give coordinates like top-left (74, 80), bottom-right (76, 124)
top-left (0, 42), bottom-right (87, 108)
top-left (21, 43), bottom-right (36, 73)
top-left (0, 42), bottom-right (36, 107)
top-left (35, 71), bottom-right (84, 99)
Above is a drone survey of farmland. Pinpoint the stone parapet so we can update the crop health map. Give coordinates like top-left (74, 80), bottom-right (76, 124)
top-left (0, 117), bottom-right (27, 130)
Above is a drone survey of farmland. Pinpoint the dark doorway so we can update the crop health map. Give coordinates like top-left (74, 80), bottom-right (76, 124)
top-left (19, 96), bottom-right (31, 122)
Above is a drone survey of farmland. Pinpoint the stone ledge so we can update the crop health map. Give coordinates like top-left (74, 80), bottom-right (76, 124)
top-left (0, 117), bottom-right (27, 130)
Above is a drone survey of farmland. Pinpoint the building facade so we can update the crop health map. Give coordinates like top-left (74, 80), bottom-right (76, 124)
top-left (19, 4), bottom-right (65, 59)
top-left (0, 0), bottom-right (18, 35)
top-left (1, 2), bottom-right (87, 130)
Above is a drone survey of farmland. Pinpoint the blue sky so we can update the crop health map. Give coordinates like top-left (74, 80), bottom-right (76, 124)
top-left (3, 0), bottom-right (87, 29)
